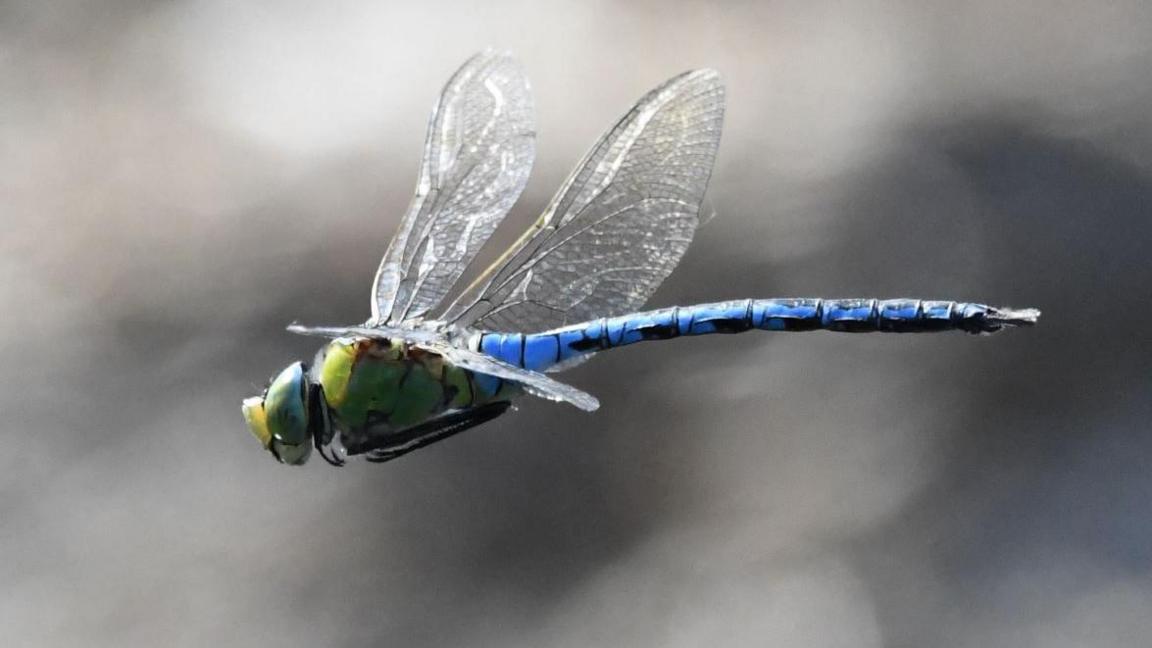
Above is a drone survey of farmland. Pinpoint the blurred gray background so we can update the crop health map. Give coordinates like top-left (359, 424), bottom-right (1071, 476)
top-left (3, 1), bottom-right (1151, 646)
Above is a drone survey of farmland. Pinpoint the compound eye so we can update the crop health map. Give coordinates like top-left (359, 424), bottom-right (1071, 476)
top-left (264, 362), bottom-right (310, 448)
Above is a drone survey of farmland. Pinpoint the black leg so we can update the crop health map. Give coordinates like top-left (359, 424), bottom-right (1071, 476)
top-left (309, 383), bottom-right (344, 466)
top-left (363, 401), bottom-right (513, 464)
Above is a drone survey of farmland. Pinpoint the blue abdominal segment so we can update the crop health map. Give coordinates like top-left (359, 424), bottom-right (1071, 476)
top-left (478, 298), bottom-right (1038, 372)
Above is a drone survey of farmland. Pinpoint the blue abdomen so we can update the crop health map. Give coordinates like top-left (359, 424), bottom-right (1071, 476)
top-left (478, 298), bottom-right (1039, 372)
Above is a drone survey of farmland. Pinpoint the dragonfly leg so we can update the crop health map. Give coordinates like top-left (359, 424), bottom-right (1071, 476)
top-left (307, 383), bottom-right (345, 466)
top-left (315, 439), bottom-right (346, 467)
top-left (359, 401), bottom-right (513, 464)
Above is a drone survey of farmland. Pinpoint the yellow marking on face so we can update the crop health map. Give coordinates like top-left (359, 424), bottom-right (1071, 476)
top-left (242, 396), bottom-right (272, 449)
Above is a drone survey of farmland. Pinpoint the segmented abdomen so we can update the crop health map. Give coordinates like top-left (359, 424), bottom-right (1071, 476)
top-left (478, 298), bottom-right (1039, 372)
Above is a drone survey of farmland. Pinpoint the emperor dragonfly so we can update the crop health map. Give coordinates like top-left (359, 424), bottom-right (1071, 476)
top-left (242, 51), bottom-right (1039, 466)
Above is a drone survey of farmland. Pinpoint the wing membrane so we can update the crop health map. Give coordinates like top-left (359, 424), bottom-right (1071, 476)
top-left (286, 323), bottom-right (444, 346)
top-left (429, 344), bottom-right (600, 411)
top-left (441, 69), bottom-right (724, 332)
top-left (371, 51), bottom-right (535, 325)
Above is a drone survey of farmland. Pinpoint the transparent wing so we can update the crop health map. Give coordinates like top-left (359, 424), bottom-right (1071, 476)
top-left (286, 323), bottom-right (444, 346)
top-left (440, 69), bottom-right (724, 332)
top-left (371, 51), bottom-right (535, 325)
top-left (429, 344), bottom-right (600, 411)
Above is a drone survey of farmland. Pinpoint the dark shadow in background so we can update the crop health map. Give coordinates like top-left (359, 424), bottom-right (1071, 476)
top-left (837, 115), bottom-right (1152, 644)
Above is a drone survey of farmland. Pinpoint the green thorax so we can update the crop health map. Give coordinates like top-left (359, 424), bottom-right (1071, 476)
top-left (315, 337), bottom-right (517, 433)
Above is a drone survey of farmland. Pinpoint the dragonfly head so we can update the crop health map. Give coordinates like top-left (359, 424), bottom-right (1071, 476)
top-left (242, 361), bottom-right (314, 465)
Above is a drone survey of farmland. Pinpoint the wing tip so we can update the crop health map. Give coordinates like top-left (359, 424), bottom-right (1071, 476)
top-left (286, 323), bottom-right (334, 338)
top-left (658, 68), bottom-right (723, 101)
top-left (471, 48), bottom-right (520, 66)
top-left (681, 67), bottom-right (723, 86)
top-left (575, 394), bottom-right (601, 412)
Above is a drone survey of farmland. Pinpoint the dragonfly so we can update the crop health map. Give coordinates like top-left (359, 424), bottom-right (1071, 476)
top-left (242, 51), bottom-right (1040, 466)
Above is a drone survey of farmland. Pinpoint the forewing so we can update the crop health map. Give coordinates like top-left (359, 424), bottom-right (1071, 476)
top-left (286, 323), bottom-right (444, 346)
top-left (371, 51), bottom-right (535, 325)
top-left (442, 69), bottom-right (724, 332)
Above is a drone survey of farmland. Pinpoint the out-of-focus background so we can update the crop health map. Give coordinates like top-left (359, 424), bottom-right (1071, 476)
top-left (3, 1), bottom-right (1151, 646)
